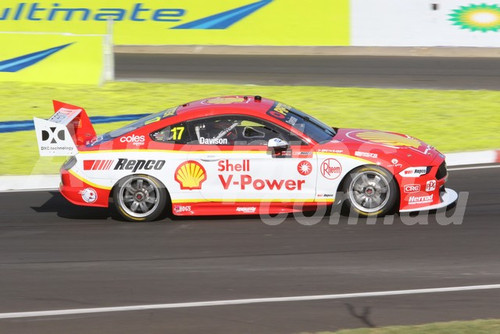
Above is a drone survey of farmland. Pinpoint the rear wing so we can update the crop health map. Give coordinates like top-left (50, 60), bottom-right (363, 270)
top-left (34, 101), bottom-right (96, 156)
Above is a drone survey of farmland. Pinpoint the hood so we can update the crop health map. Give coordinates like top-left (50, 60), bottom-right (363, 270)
top-left (332, 128), bottom-right (441, 162)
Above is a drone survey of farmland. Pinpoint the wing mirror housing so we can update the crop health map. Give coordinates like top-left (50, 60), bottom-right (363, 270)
top-left (268, 138), bottom-right (290, 158)
top-left (267, 138), bottom-right (289, 149)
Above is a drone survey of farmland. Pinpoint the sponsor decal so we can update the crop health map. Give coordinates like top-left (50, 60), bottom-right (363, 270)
top-left (449, 4), bottom-right (500, 33)
top-left (297, 160), bottom-right (312, 176)
top-left (175, 160), bottom-right (207, 190)
top-left (114, 158), bottom-right (165, 172)
top-left (292, 151), bottom-right (313, 158)
top-left (317, 194), bottom-right (334, 198)
top-left (174, 205), bottom-right (192, 214)
top-left (399, 167), bottom-right (429, 178)
top-left (218, 158), bottom-right (305, 191)
top-left (408, 194), bottom-right (434, 205)
top-left (318, 149), bottom-right (344, 154)
top-left (320, 158), bottom-right (342, 180)
top-left (236, 207), bottom-right (257, 213)
top-left (41, 126), bottom-right (65, 144)
top-left (389, 158), bottom-right (403, 168)
top-left (199, 137), bottom-right (228, 145)
top-left (267, 102), bottom-right (292, 120)
top-left (426, 180), bottom-right (437, 192)
top-left (83, 160), bottom-right (113, 171)
top-left (404, 184), bottom-right (421, 193)
top-left (203, 97), bottom-right (247, 104)
top-left (219, 174), bottom-right (305, 191)
top-left (120, 134), bottom-right (145, 146)
top-left (354, 151), bottom-right (378, 159)
top-left (218, 160), bottom-right (250, 172)
top-left (80, 187), bottom-right (97, 203)
top-left (346, 130), bottom-right (423, 150)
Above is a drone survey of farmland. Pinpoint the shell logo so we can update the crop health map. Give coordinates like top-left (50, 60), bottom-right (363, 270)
top-left (204, 97), bottom-right (246, 104)
top-left (354, 131), bottom-right (422, 149)
top-left (175, 161), bottom-right (207, 190)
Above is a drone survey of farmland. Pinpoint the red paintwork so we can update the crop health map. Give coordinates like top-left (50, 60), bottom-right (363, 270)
top-left (60, 169), bottom-right (110, 208)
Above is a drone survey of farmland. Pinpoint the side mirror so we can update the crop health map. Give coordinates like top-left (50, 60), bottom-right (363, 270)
top-left (267, 138), bottom-right (289, 149)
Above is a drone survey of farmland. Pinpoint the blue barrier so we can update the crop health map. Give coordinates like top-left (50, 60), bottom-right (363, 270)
top-left (0, 113), bottom-right (147, 133)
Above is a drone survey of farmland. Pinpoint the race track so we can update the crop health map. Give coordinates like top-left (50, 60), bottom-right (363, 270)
top-left (116, 54), bottom-right (500, 90)
top-left (1, 166), bottom-right (499, 333)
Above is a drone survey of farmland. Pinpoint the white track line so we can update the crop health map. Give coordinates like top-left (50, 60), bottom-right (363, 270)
top-left (448, 165), bottom-right (500, 171)
top-left (1, 284), bottom-right (500, 319)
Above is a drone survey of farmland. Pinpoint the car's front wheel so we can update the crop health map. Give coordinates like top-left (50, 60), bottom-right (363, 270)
top-left (343, 166), bottom-right (398, 217)
top-left (113, 175), bottom-right (167, 222)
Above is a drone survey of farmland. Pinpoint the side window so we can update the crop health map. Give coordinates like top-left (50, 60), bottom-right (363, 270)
top-left (150, 122), bottom-right (190, 144)
top-left (186, 116), bottom-right (306, 146)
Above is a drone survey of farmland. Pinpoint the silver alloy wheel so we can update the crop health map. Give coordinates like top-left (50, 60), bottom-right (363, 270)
top-left (348, 170), bottom-right (391, 213)
top-left (117, 176), bottom-right (161, 219)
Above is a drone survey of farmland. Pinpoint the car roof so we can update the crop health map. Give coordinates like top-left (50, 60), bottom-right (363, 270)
top-left (175, 95), bottom-right (275, 116)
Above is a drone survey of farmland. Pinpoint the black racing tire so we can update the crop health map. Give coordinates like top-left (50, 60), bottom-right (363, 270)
top-left (113, 174), bottom-right (168, 222)
top-left (343, 165), bottom-right (398, 217)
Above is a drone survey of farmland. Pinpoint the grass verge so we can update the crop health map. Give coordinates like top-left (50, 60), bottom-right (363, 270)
top-left (1, 81), bottom-right (499, 175)
top-left (312, 319), bottom-right (500, 334)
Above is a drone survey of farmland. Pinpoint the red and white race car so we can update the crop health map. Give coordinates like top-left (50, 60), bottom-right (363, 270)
top-left (34, 96), bottom-right (457, 221)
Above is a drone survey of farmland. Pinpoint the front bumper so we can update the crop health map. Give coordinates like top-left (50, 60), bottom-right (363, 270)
top-left (400, 188), bottom-right (458, 212)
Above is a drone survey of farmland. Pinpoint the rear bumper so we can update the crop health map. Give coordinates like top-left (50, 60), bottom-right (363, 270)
top-left (400, 188), bottom-right (458, 213)
top-left (60, 169), bottom-right (110, 208)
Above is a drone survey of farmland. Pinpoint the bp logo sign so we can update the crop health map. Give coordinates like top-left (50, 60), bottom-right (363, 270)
top-left (449, 3), bottom-right (500, 32)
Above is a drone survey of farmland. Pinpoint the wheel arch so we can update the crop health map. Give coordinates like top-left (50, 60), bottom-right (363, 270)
top-left (336, 163), bottom-right (401, 213)
top-left (110, 173), bottom-right (172, 221)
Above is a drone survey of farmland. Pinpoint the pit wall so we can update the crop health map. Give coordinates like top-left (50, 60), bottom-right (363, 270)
top-left (0, 0), bottom-right (498, 47)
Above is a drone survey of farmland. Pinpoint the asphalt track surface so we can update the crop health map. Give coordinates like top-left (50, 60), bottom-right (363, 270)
top-left (116, 54), bottom-right (500, 90)
top-left (0, 166), bottom-right (499, 333)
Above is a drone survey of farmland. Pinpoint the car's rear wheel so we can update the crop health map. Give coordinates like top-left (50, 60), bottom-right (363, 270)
top-left (343, 166), bottom-right (398, 217)
top-left (113, 175), bottom-right (167, 222)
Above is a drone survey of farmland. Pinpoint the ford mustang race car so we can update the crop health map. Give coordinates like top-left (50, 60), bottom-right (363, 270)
top-left (34, 96), bottom-right (458, 222)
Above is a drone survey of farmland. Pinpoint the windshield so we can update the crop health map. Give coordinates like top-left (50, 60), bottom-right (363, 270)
top-left (89, 106), bottom-right (178, 146)
top-left (266, 102), bottom-right (336, 143)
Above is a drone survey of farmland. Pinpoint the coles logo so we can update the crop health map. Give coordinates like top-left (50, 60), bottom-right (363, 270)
top-left (404, 184), bottom-right (421, 193)
top-left (80, 188), bottom-right (97, 203)
top-left (320, 158), bottom-right (342, 180)
top-left (297, 160), bottom-right (312, 176)
top-left (175, 161), bottom-right (207, 190)
top-left (120, 134), bottom-right (145, 146)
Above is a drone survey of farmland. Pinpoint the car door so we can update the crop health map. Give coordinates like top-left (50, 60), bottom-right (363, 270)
top-left (184, 115), bottom-right (318, 207)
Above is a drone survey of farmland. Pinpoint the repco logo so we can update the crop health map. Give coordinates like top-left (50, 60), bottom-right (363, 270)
top-left (120, 134), bottom-right (145, 146)
top-left (114, 158), bottom-right (165, 172)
